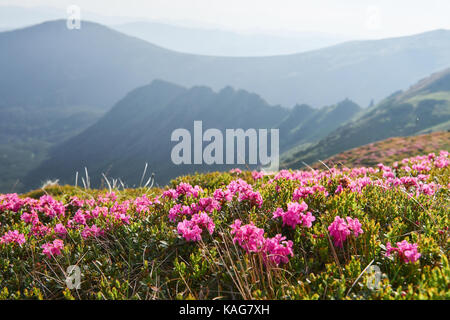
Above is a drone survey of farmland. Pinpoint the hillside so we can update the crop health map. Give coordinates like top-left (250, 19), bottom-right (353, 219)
top-left (283, 68), bottom-right (450, 168)
top-left (311, 131), bottom-right (450, 168)
top-left (1, 151), bottom-right (449, 299)
top-left (3, 21), bottom-right (450, 192)
top-left (279, 99), bottom-right (361, 151)
top-left (23, 81), bottom-right (361, 191)
top-left (23, 81), bottom-right (287, 189)
top-left (3, 21), bottom-right (450, 109)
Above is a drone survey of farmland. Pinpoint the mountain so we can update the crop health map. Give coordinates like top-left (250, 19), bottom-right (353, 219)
top-left (3, 20), bottom-right (450, 109)
top-left (310, 131), bottom-right (450, 169)
top-left (279, 99), bottom-right (361, 151)
top-left (23, 81), bottom-right (361, 190)
top-left (0, 5), bottom-right (139, 30)
top-left (113, 21), bottom-right (350, 57)
top-left (282, 68), bottom-right (450, 168)
top-left (0, 105), bottom-right (102, 193)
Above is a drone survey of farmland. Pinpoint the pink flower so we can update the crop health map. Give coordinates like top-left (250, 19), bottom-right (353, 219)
top-left (346, 217), bottom-right (363, 237)
top-left (0, 193), bottom-right (25, 212)
top-left (230, 219), bottom-right (266, 253)
top-left (272, 202), bottom-right (314, 229)
top-left (41, 239), bottom-right (64, 258)
top-left (328, 216), bottom-right (363, 248)
top-left (177, 220), bottom-right (203, 242)
top-left (301, 211), bottom-right (316, 228)
top-left (238, 190), bottom-right (263, 208)
top-left (264, 234), bottom-right (294, 266)
top-left (177, 212), bottom-right (215, 242)
top-left (197, 197), bottom-right (221, 213)
top-left (54, 223), bottom-right (68, 237)
top-left (81, 225), bottom-right (104, 239)
top-left (292, 187), bottom-right (314, 200)
top-left (37, 195), bottom-right (65, 218)
top-left (385, 240), bottom-right (421, 263)
top-left (176, 183), bottom-right (203, 198)
top-left (21, 211), bottom-right (38, 224)
top-left (191, 212), bottom-right (215, 235)
top-left (251, 171), bottom-right (264, 180)
top-left (0, 230), bottom-right (26, 246)
top-left (162, 189), bottom-right (179, 200)
top-left (335, 185), bottom-right (344, 194)
top-left (230, 220), bottom-right (294, 265)
top-left (73, 209), bottom-right (87, 225)
top-left (213, 188), bottom-right (233, 203)
top-left (169, 204), bottom-right (182, 222)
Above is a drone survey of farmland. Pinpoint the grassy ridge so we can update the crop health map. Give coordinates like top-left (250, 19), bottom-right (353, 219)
top-left (313, 131), bottom-right (450, 168)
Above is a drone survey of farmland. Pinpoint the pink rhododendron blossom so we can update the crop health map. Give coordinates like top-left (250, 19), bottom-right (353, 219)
top-left (213, 188), bottom-right (233, 203)
top-left (264, 234), bottom-right (294, 266)
top-left (272, 202), bottom-right (314, 229)
top-left (37, 195), bottom-right (65, 218)
top-left (0, 230), bottom-right (26, 246)
top-left (177, 213), bottom-right (215, 242)
top-left (41, 239), bottom-right (64, 258)
top-left (81, 225), bottom-right (104, 239)
top-left (328, 216), bottom-right (363, 248)
top-left (177, 219), bottom-right (203, 242)
top-left (54, 223), bottom-right (68, 237)
top-left (230, 219), bottom-right (266, 253)
top-left (231, 220), bottom-right (294, 265)
top-left (385, 240), bottom-right (421, 263)
top-left (251, 171), bottom-right (264, 180)
top-left (162, 189), bottom-right (179, 200)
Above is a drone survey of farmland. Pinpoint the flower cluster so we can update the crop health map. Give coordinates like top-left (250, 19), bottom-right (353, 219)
top-left (226, 179), bottom-right (263, 208)
top-left (41, 239), bottom-right (64, 258)
top-left (0, 230), bottom-right (26, 246)
top-left (272, 202), bottom-right (315, 229)
top-left (177, 212), bottom-right (215, 242)
top-left (328, 216), bottom-right (363, 247)
top-left (385, 240), bottom-right (421, 263)
top-left (230, 219), bottom-right (294, 266)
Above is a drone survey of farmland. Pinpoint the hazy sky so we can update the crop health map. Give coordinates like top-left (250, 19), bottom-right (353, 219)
top-left (2, 0), bottom-right (450, 38)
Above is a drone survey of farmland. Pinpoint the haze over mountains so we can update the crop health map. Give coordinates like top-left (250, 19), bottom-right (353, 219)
top-left (24, 81), bottom-right (361, 189)
top-left (112, 21), bottom-right (350, 57)
top-left (0, 5), bottom-right (351, 56)
top-left (26, 67), bottom-right (450, 189)
top-left (3, 20), bottom-right (450, 109)
top-left (1, 17), bottom-right (450, 192)
top-left (282, 68), bottom-right (450, 168)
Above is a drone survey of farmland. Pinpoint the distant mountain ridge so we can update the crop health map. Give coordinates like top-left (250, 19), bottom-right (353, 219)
top-left (3, 20), bottom-right (450, 109)
top-left (24, 80), bottom-right (360, 190)
top-left (282, 68), bottom-right (450, 168)
top-left (113, 21), bottom-right (350, 57)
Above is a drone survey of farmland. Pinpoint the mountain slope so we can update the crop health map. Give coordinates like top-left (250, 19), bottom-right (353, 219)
top-left (3, 20), bottom-right (450, 108)
top-left (283, 68), bottom-right (450, 168)
top-left (279, 99), bottom-right (361, 151)
top-left (24, 81), bottom-right (286, 189)
top-left (312, 131), bottom-right (450, 168)
top-left (24, 81), bottom-right (361, 190)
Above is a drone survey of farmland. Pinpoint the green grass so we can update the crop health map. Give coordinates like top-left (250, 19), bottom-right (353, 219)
top-left (0, 152), bottom-right (449, 300)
